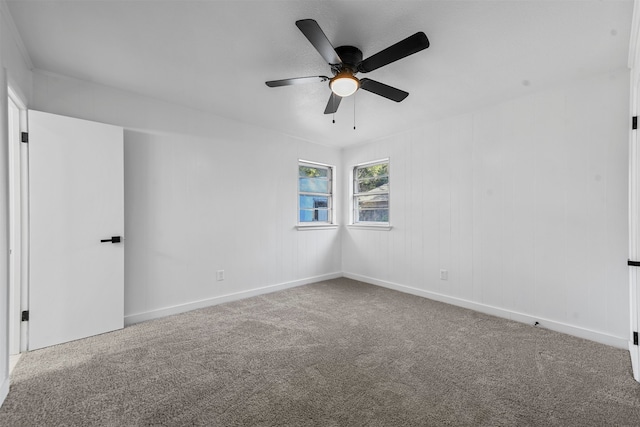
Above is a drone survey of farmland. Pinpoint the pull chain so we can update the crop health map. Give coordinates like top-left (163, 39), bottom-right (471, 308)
top-left (353, 93), bottom-right (356, 130)
top-left (332, 95), bottom-right (336, 123)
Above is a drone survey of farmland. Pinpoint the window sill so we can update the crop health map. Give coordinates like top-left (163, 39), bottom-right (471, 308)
top-left (347, 224), bottom-right (393, 231)
top-left (296, 224), bottom-right (339, 231)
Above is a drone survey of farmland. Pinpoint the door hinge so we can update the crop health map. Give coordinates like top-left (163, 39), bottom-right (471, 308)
top-left (634, 331), bottom-right (638, 346)
top-left (21, 132), bottom-right (28, 143)
top-left (634, 116), bottom-right (638, 130)
top-left (21, 310), bottom-right (29, 322)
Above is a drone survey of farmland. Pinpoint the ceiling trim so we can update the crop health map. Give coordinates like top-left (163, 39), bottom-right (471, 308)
top-left (0, 0), bottom-right (34, 70)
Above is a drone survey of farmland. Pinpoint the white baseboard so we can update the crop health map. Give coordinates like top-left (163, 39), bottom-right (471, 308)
top-left (344, 272), bottom-right (628, 350)
top-left (0, 377), bottom-right (9, 409)
top-left (124, 270), bottom-right (629, 350)
top-left (124, 272), bottom-right (342, 326)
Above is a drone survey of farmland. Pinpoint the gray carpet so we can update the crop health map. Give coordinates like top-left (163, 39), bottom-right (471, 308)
top-left (1, 278), bottom-right (639, 426)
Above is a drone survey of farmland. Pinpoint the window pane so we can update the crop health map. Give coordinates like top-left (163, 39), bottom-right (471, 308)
top-left (358, 209), bottom-right (389, 222)
top-left (299, 177), bottom-right (329, 193)
top-left (300, 210), bottom-right (314, 222)
top-left (356, 177), bottom-right (388, 193)
top-left (300, 209), bottom-right (329, 222)
top-left (298, 161), bottom-right (333, 225)
top-left (356, 194), bottom-right (389, 210)
top-left (299, 166), bottom-right (328, 178)
top-left (316, 209), bottom-right (329, 221)
top-left (300, 195), bottom-right (329, 209)
top-left (352, 160), bottom-right (388, 224)
top-left (356, 163), bottom-right (388, 180)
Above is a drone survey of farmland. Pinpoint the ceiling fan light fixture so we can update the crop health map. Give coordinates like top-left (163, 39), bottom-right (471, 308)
top-left (330, 72), bottom-right (359, 97)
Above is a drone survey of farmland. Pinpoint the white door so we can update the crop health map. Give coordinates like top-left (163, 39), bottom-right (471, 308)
top-left (28, 110), bottom-right (124, 350)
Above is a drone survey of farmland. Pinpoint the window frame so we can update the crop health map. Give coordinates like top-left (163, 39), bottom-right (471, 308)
top-left (297, 159), bottom-right (337, 229)
top-left (350, 158), bottom-right (391, 228)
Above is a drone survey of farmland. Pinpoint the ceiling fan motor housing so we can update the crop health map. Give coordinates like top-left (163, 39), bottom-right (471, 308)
top-left (334, 46), bottom-right (363, 74)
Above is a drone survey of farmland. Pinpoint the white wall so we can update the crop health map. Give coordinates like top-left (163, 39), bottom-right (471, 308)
top-left (14, 47), bottom-right (635, 357)
top-left (31, 70), bottom-right (342, 324)
top-left (343, 69), bottom-right (630, 348)
top-left (26, 67), bottom-right (633, 348)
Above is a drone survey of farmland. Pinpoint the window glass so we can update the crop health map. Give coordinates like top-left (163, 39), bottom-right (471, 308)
top-left (353, 160), bottom-right (389, 224)
top-left (299, 178), bottom-right (329, 194)
top-left (298, 161), bottom-right (333, 224)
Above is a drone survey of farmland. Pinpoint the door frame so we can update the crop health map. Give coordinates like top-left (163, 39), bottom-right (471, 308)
top-left (6, 86), bottom-right (27, 355)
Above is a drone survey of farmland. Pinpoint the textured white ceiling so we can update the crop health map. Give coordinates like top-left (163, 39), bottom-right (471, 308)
top-left (5, 0), bottom-right (634, 147)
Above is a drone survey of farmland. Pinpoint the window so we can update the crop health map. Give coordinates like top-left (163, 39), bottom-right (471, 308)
top-left (353, 159), bottom-right (389, 224)
top-left (298, 160), bottom-right (334, 224)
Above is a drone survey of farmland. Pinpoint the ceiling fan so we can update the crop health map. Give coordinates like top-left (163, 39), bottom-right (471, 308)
top-left (266, 19), bottom-right (430, 114)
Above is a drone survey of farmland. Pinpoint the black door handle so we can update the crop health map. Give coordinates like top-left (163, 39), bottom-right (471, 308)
top-left (100, 236), bottom-right (122, 243)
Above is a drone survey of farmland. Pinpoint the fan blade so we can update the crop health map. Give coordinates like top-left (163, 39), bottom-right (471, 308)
top-left (266, 76), bottom-right (329, 87)
top-left (360, 78), bottom-right (409, 102)
top-left (324, 92), bottom-right (342, 114)
top-left (296, 19), bottom-right (342, 65)
top-left (358, 32), bottom-right (429, 73)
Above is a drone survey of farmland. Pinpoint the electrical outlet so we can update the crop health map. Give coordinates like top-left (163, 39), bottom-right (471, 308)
top-left (216, 270), bottom-right (224, 281)
top-left (440, 269), bottom-right (448, 281)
